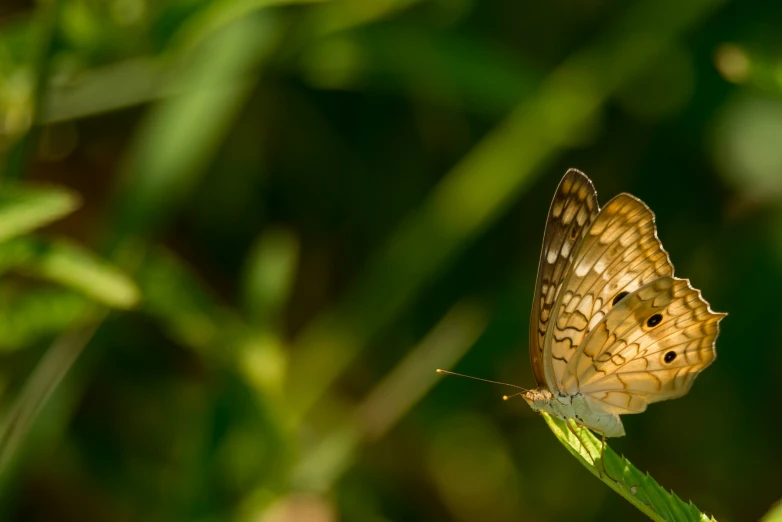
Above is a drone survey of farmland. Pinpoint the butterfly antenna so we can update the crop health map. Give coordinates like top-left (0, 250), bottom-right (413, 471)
top-left (502, 391), bottom-right (526, 401)
top-left (436, 369), bottom-right (528, 395)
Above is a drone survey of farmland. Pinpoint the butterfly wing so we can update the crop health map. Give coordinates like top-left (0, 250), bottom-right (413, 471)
top-left (544, 193), bottom-right (674, 392)
top-left (569, 276), bottom-right (725, 414)
top-left (530, 169), bottom-right (599, 388)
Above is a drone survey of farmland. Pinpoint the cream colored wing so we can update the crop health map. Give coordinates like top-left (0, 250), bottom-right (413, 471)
top-left (530, 169), bottom-right (599, 388)
top-left (570, 276), bottom-right (726, 415)
top-left (544, 193), bottom-right (674, 393)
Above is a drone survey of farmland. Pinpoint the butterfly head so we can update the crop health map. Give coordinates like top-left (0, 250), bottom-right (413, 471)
top-left (521, 388), bottom-right (554, 412)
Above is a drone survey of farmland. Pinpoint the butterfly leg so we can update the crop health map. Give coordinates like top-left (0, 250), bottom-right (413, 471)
top-left (598, 432), bottom-right (618, 483)
top-left (566, 419), bottom-right (602, 477)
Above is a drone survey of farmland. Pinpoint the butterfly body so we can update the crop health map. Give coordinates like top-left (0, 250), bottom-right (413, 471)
top-left (525, 170), bottom-right (725, 438)
top-left (523, 388), bottom-right (626, 437)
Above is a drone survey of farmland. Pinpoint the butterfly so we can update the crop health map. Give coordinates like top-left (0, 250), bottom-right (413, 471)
top-left (440, 169), bottom-right (725, 440)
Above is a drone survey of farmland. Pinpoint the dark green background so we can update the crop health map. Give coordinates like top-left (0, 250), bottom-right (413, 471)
top-left (1, 0), bottom-right (781, 521)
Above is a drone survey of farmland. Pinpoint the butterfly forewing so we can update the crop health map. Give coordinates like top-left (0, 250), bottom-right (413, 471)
top-left (568, 276), bottom-right (725, 415)
top-left (544, 193), bottom-right (675, 392)
top-left (529, 169), bottom-right (599, 388)
top-left (518, 169), bottom-right (725, 439)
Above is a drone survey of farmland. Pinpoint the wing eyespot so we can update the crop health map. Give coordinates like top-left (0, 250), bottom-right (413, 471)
top-left (646, 313), bottom-right (663, 327)
top-left (612, 291), bottom-right (630, 306)
top-left (664, 351), bottom-right (677, 363)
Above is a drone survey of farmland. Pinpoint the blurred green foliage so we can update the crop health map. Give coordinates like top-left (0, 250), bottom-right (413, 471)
top-left (1, 0), bottom-right (782, 520)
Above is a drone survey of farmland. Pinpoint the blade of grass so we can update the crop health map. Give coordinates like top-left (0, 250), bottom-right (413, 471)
top-left (763, 499), bottom-right (782, 522)
top-left (0, 290), bottom-right (91, 351)
top-left (355, 300), bottom-right (488, 441)
top-left (44, 58), bottom-right (167, 124)
top-left (241, 226), bottom-right (300, 331)
top-left (1, 0), bottom-right (62, 180)
top-left (0, 183), bottom-right (80, 242)
top-left (291, 299), bottom-right (488, 492)
top-left (4, 236), bottom-right (140, 309)
top-left (107, 12), bottom-right (281, 248)
top-left (0, 309), bottom-right (105, 489)
top-left (301, 0), bottom-right (424, 37)
top-left (170, 0), bottom-right (329, 56)
top-left (287, 0), bottom-right (727, 421)
top-left (542, 413), bottom-right (716, 522)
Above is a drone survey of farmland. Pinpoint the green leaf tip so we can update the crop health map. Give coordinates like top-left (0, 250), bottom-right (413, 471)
top-left (1, 237), bottom-right (140, 309)
top-left (0, 183), bottom-right (81, 242)
top-left (541, 412), bottom-right (716, 522)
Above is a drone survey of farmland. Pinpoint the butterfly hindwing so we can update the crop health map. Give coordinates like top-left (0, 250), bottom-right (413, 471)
top-left (530, 169), bottom-right (599, 388)
top-left (521, 169), bottom-right (724, 439)
top-left (569, 276), bottom-right (725, 415)
top-left (544, 193), bottom-right (675, 393)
